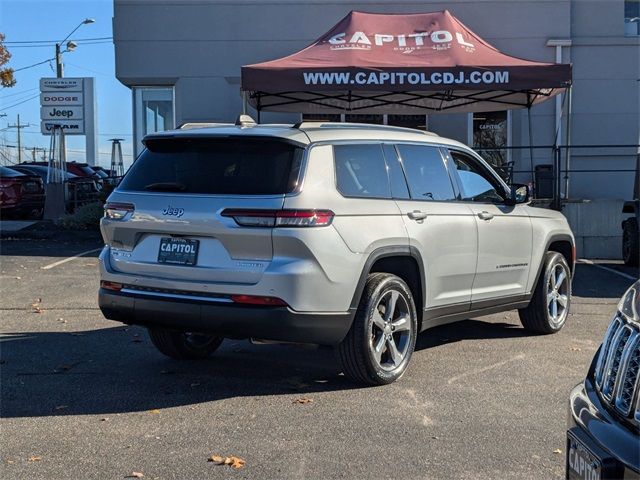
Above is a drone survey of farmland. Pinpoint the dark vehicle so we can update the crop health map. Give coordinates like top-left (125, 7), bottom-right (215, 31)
top-left (0, 166), bottom-right (45, 219)
top-left (567, 280), bottom-right (640, 480)
top-left (22, 161), bottom-right (104, 189)
top-left (10, 165), bottom-right (100, 212)
top-left (622, 154), bottom-right (639, 267)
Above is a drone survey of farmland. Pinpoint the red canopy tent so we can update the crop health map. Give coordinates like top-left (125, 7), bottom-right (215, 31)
top-left (241, 10), bottom-right (572, 115)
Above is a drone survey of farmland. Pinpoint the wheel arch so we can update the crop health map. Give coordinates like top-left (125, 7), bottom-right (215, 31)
top-left (349, 246), bottom-right (425, 320)
top-left (529, 234), bottom-right (575, 296)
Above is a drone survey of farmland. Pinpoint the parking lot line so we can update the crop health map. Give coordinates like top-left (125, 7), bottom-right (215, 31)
top-left (41, 248), bottom-right (102, 271)
top-left (577, 259), bottom-right (637, 281)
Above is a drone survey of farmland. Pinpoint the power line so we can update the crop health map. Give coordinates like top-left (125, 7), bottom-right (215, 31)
top-left (0, 87), bottom-right (39, 99)
top-left (5, 36), bottom-right (113, 45)
top-left (0, 94), bottom-right (40, 111)
top-left (14, 58), bottom-right (54, 72)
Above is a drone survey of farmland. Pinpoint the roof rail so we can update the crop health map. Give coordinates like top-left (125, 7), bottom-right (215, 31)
top-left (178, 122), bottom-right (230, 130)
top-left (293, 121), bottom-right (438, 136)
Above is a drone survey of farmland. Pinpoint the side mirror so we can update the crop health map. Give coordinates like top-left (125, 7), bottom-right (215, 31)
top-left (505, 183), bottom-right (530, 205)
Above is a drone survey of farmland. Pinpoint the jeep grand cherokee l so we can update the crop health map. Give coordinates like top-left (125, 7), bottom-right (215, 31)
top-left (99, 119), bottom-right (575, 385)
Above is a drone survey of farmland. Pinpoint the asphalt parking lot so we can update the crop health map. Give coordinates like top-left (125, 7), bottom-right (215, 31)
top-left (1, 235), bottom-right (638, 480)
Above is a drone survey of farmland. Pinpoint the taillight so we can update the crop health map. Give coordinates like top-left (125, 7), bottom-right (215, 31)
top-left (104, 202), bottom-right (134, 220)
top-left (100, 281), bottom-right (123, 291)
top-left (221, 209), bottom-right (334, 228)
top-left (230, 294), bottom-right (288, 306)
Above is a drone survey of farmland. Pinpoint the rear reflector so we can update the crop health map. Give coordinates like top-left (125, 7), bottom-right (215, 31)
top-left (100, 281), bottom-right (123, 291)
top-left (104, 202), bottom-right (134, 220)
top-left (230, 294), bottom-right (288, 306)
top-left (221, 209), bottom-right (334, 228)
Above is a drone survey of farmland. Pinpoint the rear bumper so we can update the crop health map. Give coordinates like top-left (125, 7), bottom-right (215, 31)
top-left (567, 378), bottom-right (640, 479)
top-left (99, 288), bottom-right (354, 345)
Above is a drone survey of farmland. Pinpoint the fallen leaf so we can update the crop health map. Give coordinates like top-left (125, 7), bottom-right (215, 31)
top-left (126, 472), bottom-right (144, 478)
top-left (208, 454), bottom-right (245, 469)
top-left (292, 397), bottom-right (313, 405)
top-left (149, 409), bottom-right (161, 415)
top-left (553, 448), bottom-right (562, 454)
top-left (28, 456), bottom-right (42, 462)
top-left (100, 417), bottom-right (109, 422)
top-left (5, 459), bottom-right (14, 464)
top-left (570, 347), bottom-right (581, 352)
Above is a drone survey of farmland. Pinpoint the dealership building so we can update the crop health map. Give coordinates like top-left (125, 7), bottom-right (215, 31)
top-left (113, 0), bottom-right (640, 257)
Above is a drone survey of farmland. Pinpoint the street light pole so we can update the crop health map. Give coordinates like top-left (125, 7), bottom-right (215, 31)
top-left (55, 43), bottom-right (63, 78)
top-left (54, 18), bottom-right (95, 78)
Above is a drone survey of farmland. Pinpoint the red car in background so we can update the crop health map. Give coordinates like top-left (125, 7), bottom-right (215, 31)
top-left (0, 166), bottom-right (45, 219)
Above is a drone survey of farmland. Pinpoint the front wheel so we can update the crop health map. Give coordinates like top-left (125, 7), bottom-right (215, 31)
top-left (148, 328), bottom-right (223, 359)
top-left (337, 273), bottom-right (418, 385)
top-left (518, 252), bottom-right (571, 334)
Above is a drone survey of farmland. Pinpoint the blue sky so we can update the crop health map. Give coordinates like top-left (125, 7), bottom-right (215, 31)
top-left (1, 0), bottom-right (133, 166)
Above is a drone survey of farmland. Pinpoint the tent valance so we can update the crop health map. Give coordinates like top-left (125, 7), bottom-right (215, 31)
top-left (241, 10), bottom-right (572, 114)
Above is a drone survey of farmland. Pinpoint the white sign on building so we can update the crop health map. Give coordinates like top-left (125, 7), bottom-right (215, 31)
top-left (39, 77), bottom-right (98, 164)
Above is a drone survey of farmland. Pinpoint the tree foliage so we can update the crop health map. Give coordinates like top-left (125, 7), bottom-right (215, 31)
top-left (0, 33), bottom-right (16, 88)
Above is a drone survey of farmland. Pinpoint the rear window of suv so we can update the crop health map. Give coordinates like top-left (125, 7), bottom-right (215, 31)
top-left (119, 137), bottom-right (303, 195)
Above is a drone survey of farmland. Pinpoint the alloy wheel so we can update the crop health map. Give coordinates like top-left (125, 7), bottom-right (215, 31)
top-left (546, 263), bottom-right (569, 327)
top-left (369, 289), bottom-right (412, 371)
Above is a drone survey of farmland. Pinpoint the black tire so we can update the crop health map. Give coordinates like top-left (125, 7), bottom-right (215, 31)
top-left (147, 328), bottom-right (223, 359)
top-left (337, 273), bottom-right (418, 386)
top-left (622, 218), bottom-right (639, 267)
top-left (518, 252), bottom-right (571, 334)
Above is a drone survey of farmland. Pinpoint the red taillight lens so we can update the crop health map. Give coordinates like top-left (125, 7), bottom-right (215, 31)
top-left (230, 294), bottom-right (288, 306)
top-left (100, 281), bottom-right (123, 291)
top-left (221, 209), bottom-right (334, 228)
top-left (104, 202), bottom-right (134, 220)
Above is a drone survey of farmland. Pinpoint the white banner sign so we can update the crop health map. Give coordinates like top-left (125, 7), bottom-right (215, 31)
top-left (40, 92), bottom-right (83, 107)
top-left (40, 106), bottom-right (83, 120)
top-left (41, 120), bottom-right (85, 135)
top-left (40, 78), bottom-right (83, 92)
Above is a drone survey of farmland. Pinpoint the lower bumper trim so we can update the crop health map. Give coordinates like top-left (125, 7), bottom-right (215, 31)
top-left (99, 288), bottom-right (353, 345)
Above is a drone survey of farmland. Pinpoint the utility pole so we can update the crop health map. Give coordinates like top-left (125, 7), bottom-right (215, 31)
top-left (31, 147), bottom-right (46, 162)
top-left (7, 114), bottom-right (30, 164)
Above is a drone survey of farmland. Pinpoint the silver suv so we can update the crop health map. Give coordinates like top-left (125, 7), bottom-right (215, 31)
top-left (99, 118), bottom-right (575, 385)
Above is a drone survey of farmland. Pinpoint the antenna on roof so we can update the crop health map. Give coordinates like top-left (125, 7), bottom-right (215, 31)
top-left (235, 114), bottom-right (257, 127)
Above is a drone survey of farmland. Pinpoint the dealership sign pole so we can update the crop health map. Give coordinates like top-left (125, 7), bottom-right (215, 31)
top-left (39, 77), bottom-right (98, 165)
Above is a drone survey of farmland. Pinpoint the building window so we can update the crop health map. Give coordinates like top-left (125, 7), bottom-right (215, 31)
top-left (469, 111), bottom-right (510, 169)
top-left (344, 114), bottom-right (384, 124)
top-left (387, 115), bottom-right (428, 130)
top-left (302, 113), bottom-right (342, 122)
top-left (133, 87), bottom-right (174, 157)
top-left (625, 0), bottom-right (640, 35)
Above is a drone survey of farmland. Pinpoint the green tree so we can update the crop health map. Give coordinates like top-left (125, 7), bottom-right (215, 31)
top-left (0, 33), bottom-right (16, 88)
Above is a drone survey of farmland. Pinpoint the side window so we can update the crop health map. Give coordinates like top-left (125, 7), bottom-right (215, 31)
top-left (382, 144), bottom-right (410, 199)
top-left (334, 144), bottom-right (391, 198)
top-left (395, 145), bottom-right (456, 201)
top-left (449, 150), bottom-right (505, 203)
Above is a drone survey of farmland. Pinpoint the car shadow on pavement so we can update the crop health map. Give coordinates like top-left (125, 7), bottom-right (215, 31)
top-left (415, 320), bottom-right (530, 351)
top-left (572, 264), bottom-right (636, 299)
top-left (0, 318), bottom-right (532, 418)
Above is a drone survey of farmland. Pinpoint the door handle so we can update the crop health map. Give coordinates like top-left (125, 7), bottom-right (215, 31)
top-left (407, 210), bottom-right (428, 221)
top-left (477, 211), bottom-right (494, 221)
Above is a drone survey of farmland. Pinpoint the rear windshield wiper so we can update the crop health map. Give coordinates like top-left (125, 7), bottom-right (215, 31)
top-left (144, 182), bottom-right (187, 192)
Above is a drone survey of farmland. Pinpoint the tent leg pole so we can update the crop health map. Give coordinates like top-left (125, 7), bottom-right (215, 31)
top-left (242, 91), bottom-right (247, 115)
top-left (527, 106), bottom-right (534, 187)
top-left (563, 86), bottom-right (572, 200)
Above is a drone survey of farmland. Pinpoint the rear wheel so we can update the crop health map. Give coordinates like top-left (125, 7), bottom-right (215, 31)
top-left (519, 252), bottom-right (571, 334)
top-left (622, 218), bottom-right (639, 267)
top-left (337, 273), bottom-right (417, 386)
top-left (148, 328), bottom-right (223, 359)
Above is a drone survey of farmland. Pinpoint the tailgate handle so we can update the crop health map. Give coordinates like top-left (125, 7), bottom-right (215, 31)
top-left (477, 211), bottom-right (494, 221)
top-left (407, 210), bottom-right (428, 221)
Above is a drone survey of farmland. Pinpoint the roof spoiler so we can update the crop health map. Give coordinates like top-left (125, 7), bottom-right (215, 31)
top-left (235, 114), bottom-right (257, 127)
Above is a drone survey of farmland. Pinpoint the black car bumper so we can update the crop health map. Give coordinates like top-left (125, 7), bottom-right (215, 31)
top-left (567, 378), bottom-right (640, 479)
top-left (99, 288), bottom-right (354, 345)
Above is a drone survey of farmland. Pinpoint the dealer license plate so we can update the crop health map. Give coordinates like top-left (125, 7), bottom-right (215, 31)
top-left (566, 433), bottom-right (601, 480)
top-left (157, 237), bottom-right (199, 266)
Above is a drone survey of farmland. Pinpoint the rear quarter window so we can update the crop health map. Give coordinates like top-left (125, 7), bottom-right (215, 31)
top-left (118, 137), bottom-right (303, 195)
top-left (334, 144), bottom-right (391, 199)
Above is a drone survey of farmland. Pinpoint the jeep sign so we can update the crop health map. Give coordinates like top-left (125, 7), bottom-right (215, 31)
top-left (40, 106), bottom-right (83, 120)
